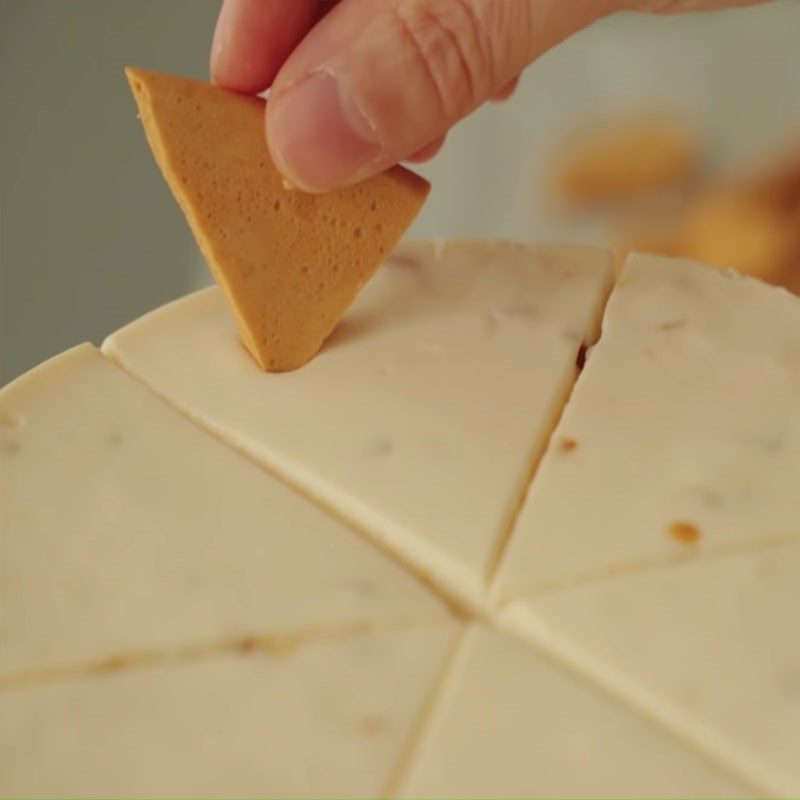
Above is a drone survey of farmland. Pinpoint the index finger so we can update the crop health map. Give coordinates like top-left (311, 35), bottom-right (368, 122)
top-left (211, 0), bottom-right (318, 94)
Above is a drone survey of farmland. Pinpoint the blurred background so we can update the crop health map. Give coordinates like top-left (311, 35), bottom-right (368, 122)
top-left (2, 0), bottom-right (800, 384)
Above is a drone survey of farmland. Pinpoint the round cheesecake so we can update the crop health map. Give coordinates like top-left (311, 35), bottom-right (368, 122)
top-left (2, 239), bottom-right (799, 797)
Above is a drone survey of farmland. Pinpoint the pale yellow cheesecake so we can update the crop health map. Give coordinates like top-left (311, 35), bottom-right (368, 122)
top-left (2, 240), bottom-right (799, 798)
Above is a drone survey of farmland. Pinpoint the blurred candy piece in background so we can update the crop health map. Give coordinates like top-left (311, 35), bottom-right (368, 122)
top-left (550, 112), bottom-right (700, 211)
top-left (548, 111), bottom-right (800, 293)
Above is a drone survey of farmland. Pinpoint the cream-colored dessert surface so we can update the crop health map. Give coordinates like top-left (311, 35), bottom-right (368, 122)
top-left (496, 253), bottom-right (800, 598)
top-left (397, 624), bottom-right (752, 799)
top-left (103, 239), bottom-right (613, 605)
top-left (0, 345), bottom-right (448, 678)
top-left (0, 623), bottom-right (459, 798)
top-left (507, 542), bottom-right (800, 797)
top-left (5, 241), bottom-right (800, 797)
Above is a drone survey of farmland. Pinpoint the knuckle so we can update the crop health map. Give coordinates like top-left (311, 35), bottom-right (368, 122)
top-left (390, 0), bottom-right (494, 122)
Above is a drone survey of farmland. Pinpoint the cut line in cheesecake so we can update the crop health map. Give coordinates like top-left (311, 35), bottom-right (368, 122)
top-left (0, 344), bottom-right (453, 682)
top-left (103, 239), bottom-right (615, 613)
top-left (494, 251), bottom-right (800, 602)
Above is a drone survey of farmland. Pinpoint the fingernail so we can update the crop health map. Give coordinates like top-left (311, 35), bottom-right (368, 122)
top-left (268, 70), bottom-right (382, 192)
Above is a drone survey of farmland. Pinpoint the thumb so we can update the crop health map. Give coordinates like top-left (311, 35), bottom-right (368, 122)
top-left (266, 0), bottom-right (610, 192)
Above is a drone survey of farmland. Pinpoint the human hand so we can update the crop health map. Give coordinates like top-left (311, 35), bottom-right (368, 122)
top-left (211, 0), bottom-right (766, 192)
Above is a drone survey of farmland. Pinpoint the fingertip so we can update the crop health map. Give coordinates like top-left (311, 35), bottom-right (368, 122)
top-left (406, 135), bottom-right (447, 163)
top-left (490, 76), bottom-right (520, 103)
top-left (210, 0), bottom-right (318, 93)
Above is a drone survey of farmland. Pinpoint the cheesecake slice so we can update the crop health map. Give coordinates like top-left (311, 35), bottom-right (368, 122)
top-left (0, 624), bottom-right (459, 798)
top-left (103, 239), bottom-right (614, 609)
top-left (496, 252), bottom-right (800, 597)
top-left (0, 345), bottom-right (448, 680)
top-left (397, 624), bottom-right (752, 798)
top-left (505, 542), bottom-right (800, 796)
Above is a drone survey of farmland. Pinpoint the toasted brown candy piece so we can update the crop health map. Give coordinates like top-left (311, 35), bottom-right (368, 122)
top-left (551, 113), bottom-right (699, 210)
top-left (126, 68), bottom-right (429, 372)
